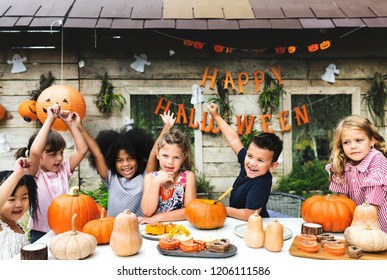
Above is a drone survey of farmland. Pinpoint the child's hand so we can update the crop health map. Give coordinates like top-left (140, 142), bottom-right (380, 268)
top-left (71, 112), bottom-right (82, 129)
top-left (47, 103), bottom-right (60, 120)
top-left (157, 170), bottom-right (175, 185)
top-left (207, 103), bottom-right (219, 117)
top-left (14, 157), bottom-right (31, 175)
top-left (160, 111), bottom-right (176, 128)
top-left (59, 110), bottom-right (73, 125)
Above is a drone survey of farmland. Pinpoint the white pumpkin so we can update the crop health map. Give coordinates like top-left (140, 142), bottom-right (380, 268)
top-left (344, 225), bottom-right (387, 252)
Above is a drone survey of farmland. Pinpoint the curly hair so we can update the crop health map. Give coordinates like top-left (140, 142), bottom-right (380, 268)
top-left (329, 115), bottom-right (387, 181)
top-left (0, 171), bottom-right (39, 223)
top-left (88, 127), bottom-right (154, 177)
top-left (157, 128), bottom-right (194, 171)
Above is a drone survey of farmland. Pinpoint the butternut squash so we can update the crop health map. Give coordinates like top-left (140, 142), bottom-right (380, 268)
top-left (110, 209), bottom-right (142, 256)
top-left (351, 202), bottom-right (380, 229)
top-left (243, 211), bottom-right (265, 248)
top-left (264, 219), bottom-right (283, 252)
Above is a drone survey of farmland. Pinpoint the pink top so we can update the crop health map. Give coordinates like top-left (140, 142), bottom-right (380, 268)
top-left (326, 148), bottom-right (387, 232)
top-left (28, 159), bottom-right (73, 233)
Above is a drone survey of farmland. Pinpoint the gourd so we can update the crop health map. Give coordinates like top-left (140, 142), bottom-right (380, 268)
top-left (82, 207), bottom-right (115, 245)
top-left (264, 220), bottom-right (283, 252)
top-left (185, 199), bottom-right (227, 229)
top-left (49, 214), bottom-right (97, 260)
top-left (244, 211), bottom-right (265, 248)
top-left (47, 186), bottom-right (99, 234)
top-left (351, 202), bottom-right (380, 229)
top-left (110, 209), bottom-right (142, 256)
top-left (344, 225), bottom-right (387, 252)
top-left (301, 194), bottom-right (357, 232)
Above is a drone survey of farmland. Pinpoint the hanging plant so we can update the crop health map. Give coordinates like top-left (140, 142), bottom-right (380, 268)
top-left (30, 71), bottom-right (56, 101)
top-left (95, 72), bottom-right (126, 117)
top-left (363, 72), bottom-right (387, 126)
top-left (258, 72), bottom-right (286, 114)
top-left (208, 74), bottom-right (234, 124)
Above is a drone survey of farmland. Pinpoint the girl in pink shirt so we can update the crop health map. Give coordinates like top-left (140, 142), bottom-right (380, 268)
top-left (15, 104), bottom-right (88, 242)
top-left (326, 115), bottom-right (387, 232)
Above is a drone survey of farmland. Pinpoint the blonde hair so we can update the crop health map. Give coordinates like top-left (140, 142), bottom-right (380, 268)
top-left (158, 128), bottom-right (194, 171)
top-left (329, 115), bottom-right (387, 181)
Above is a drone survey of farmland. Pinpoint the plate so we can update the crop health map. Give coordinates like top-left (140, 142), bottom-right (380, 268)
top-left (141, 229), bottom-right (167, 241)
top-left (233, 223), bottom-right (293, 240)
top-left (157, 244), bottom-right (237, 258)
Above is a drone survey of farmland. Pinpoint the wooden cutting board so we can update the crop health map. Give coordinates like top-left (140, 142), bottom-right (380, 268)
top-left (289, 236), bottom-right (387, 260)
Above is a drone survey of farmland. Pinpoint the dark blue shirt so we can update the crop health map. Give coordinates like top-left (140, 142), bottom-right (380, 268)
top-left (229, 148), bottom-right (272, 217)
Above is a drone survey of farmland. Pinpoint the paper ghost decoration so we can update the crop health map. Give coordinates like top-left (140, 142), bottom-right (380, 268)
top-left (322, 63), bottom-right (340, 83)
top-left (7, 54), bottom-right (27, 73)
top-left (190, 84), bottom-right (204, 105)
top-left (0, 133), bottom-right (11, 153)
top-left (124, 116), bottom-right (134, 131)
top-left (130, 53), bottom-right (151, 73)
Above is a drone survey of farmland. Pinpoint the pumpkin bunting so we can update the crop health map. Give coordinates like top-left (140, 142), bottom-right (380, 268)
top-left (301, 194), bottom-right (357, 232)
top-left (47, 186), bottom-right (99, 234)
top-left (36, 85), bottom-right (86, 131)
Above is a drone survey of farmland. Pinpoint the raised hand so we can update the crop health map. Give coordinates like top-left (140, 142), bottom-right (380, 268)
top-left (47, 103), bottom-right (61, 120)
top-left (160, 111), bottom-right (176, 128)
top-left (14, 157), bottom-right (31, 175)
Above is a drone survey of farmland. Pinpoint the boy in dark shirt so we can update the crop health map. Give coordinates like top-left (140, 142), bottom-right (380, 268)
top-left (207, 103), bottom-right (283, 221)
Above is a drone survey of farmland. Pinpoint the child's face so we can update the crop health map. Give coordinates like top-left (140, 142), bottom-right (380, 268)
top-left (157, 144), bottom-right (185, 175)
top-left (244, 143), bottom-right (278, 179)
top-left (341, 128), bottom-right (375, 163)
top-left (115, 149), bottom-right (138, 179)
top-left (0, 185), bottom-right (29, 223)
top-left (40, 148), bottom-right (64, 172)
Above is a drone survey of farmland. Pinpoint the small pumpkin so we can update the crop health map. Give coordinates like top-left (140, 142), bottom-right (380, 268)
top-left (320, 40), bottom-right (331, 50)
top-left (47, 186), bottom-right (99, 234)
top-left (351, 202), bottom-right (380, 229)
top-left (49, 214), bottom-right (97, 260)
top-left (264, 220), bottom-right (283, 252)
top-left (110, 209), bottom-right (142, 256)
top-left (244, 211), bottom-right (265, 248)
top-left (301, 194), bottom-right (357, 232)
top-left (0, 104), bottom-right (6, 120)
top-left (82, 207), bottom-right (115, 245)
top-left (35, 84), bottom-right (86, 131)
top-left (344, 225), bottom-right (387, 252)
top-left (185, 199), bottom-right (227, 229)
top-left (18, 99), bottom-right (38, 122)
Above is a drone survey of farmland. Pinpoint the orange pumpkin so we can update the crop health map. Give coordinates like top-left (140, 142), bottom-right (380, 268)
top-left (47, 186), bottom-right (99, 234)
top-left (185, 199), bottom-right (227, 229)
top-left (18, 99), bottom-right (38, 122)
top-left (82, 207), bottom-right (115, 245)
top-left (301, 194), bottom-right (356, 232)
top-left (36, 85), bottom-right (86, 131)
top-left (0, 104), bottom-right (6, 120)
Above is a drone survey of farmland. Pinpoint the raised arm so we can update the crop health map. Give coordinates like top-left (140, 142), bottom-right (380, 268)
top-left (28, 104), bottom-right (60, 176)
top-left (145, 111), bottom-right (176, 173)
top-left (60, 111), bottom-right (88, 173)
top-left (75, 117), bottom-right (109, 180)
top-left (207, 103), bottom-right (244, 155)
top-left (0, 157), bottom-right (30, 209)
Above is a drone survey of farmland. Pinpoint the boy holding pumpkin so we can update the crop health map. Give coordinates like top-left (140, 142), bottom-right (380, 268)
top-left (207, 103), bottom-right (283, 221)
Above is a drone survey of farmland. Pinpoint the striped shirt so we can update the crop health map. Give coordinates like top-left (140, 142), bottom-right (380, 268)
top-left (326, 148), bottom-right (387, 232)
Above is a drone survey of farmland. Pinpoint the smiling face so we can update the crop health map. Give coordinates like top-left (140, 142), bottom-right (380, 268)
top-left (341, 128), bottom-right (375, 163)
top-left (0, 185), bottom-right (29, 225)
top-left (157, 143), bottom-right (185, 175)
top-left (244, 142), bottom-right (278, 179)
top-left (115, 149), bottom-right (138, 179)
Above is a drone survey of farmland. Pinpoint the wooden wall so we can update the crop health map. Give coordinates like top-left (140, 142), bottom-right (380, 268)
top-left (0, 29), bottom-right (386, 192)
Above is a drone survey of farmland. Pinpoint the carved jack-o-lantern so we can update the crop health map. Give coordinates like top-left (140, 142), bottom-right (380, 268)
top-left (36, 85), bottom-right (86, 131)
top-left (18, 99), bottom-right (38, 122)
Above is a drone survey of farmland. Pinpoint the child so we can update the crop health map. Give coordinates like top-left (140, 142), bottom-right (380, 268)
top-left (15, 104), bottom-right (88, 243)
top-left (325, 115), bottom-right (387, 232)
top-left (139, 127), bottom-right (197, 224)
top-left (207, 103), bottom-right (283, 221)
top-left (0, 157), bottom-right (39, 260)
top-left (76, 112), bottom-right (175, 217)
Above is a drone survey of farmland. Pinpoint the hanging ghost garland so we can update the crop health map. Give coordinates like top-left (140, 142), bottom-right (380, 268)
top-left (322, 63), bottom-right (340, 83)
top-left (130, 53), bottom-right (151, 73)
top-left (7, 54), bottom-right (27, 73)
top-left (0, 133), bottom-right (11, 153)
top-left (190, 84), bottom-right (204, 105)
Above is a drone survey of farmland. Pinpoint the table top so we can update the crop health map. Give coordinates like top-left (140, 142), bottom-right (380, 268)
top-left (13, 217), bottom-right (340, 262)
